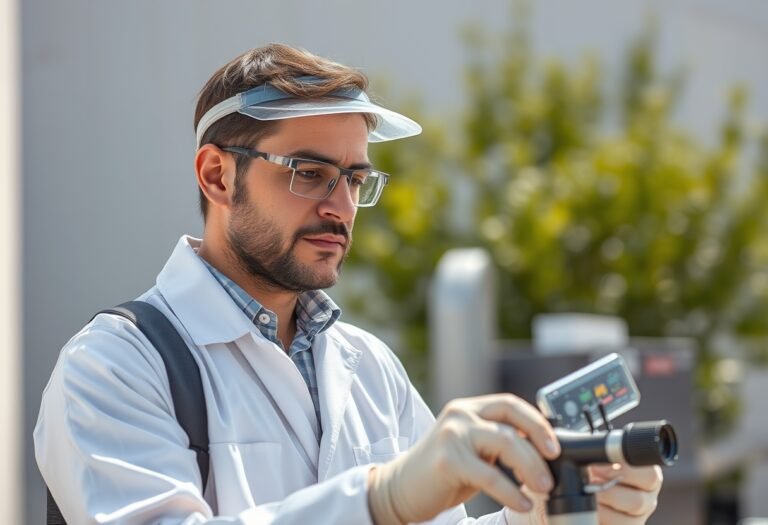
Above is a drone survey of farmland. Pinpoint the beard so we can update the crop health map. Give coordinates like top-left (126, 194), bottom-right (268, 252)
top-left (226, 200), bottom-right (351, 293)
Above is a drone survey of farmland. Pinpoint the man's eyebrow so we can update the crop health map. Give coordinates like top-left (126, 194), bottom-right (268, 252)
top-left (285, 149), bottom-right (373, 170)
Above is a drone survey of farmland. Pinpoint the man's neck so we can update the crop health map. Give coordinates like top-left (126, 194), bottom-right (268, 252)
top-left (198, 239), bottom-right (299, 350)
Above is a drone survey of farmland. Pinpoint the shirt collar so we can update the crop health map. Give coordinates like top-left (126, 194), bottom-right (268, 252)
top-left (296, 289), bottom-right (342, 338)
top-left (199, 257), bottom-right (262, 323)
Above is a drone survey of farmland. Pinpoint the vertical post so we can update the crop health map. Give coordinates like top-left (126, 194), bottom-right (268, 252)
top-left (429, 248), bottom-right (497, 410)
top-left (0, 0), bottom-right (22, 522)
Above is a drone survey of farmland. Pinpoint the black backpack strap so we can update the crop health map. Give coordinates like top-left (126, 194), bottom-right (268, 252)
top-left (47, 488), bottom-right (66, 525)
top-left (102, 301), bottom-right (210, 487)
top-left (46, 301), bottom-right (210, 525)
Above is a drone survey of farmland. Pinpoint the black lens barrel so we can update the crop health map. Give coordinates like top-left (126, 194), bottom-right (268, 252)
top-left (555, 419), bottom-right (678, 467)
top-left (621, 421), bottom-right (678, 467)
top-left (553, 430), bottom-right (611, 464)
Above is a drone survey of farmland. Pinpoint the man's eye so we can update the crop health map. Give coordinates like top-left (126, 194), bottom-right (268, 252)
top-left (295, 169), bottom-right (322, 180)
top-left (349, 174), bottom-right (368, 187)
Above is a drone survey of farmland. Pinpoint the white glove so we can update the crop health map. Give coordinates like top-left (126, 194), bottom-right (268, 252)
top-left (503, 464), bottom-right (665, 525)
top-left (588, 464), bottom-right (663, 524)
top-left (368, 394), bottom-right (562, 524)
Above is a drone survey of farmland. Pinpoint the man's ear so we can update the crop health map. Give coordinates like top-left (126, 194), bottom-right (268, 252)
top-left (195, 144), bottom-right (238, 210)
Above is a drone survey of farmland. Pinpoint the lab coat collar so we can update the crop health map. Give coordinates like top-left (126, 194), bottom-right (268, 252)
top-left (156, 235), bottom-right (256, 346)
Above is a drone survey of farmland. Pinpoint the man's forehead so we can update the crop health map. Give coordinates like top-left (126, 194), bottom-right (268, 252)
top-left (258, 114), bottom-right (371, 164)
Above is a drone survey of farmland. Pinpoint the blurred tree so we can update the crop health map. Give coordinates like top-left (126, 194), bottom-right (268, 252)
top-left (346, 5), bottom-right (768, 436)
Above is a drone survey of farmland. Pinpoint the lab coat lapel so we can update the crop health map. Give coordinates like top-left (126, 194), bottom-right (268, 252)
top-left (238, 332), bottom-right (321, 473)
top-left (314, 332), bottom-right (362, 481)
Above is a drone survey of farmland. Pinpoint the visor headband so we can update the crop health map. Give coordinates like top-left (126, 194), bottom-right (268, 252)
top-left (195, 75), bottom-right (370, 148)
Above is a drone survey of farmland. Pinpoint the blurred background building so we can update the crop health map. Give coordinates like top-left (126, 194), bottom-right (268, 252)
top-left (2, 0), bottom-right (768, 523)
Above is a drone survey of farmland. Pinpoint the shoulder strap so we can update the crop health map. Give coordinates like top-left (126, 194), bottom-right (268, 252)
top-left (46, 489), bottom-right (66, 525)
top-left (46, 301), bottom-right (210, 525)
top-left (103, 301), bottom-right (210, 487)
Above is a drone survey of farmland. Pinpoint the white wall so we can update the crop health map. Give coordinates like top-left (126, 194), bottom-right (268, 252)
top-left (1, 0), bottom-right (22, 522)
top-left (21, 0), bottom-right (768, 522)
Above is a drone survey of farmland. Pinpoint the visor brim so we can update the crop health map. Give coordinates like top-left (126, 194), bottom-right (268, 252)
top-left (238, 98), bottom-right (422, 143)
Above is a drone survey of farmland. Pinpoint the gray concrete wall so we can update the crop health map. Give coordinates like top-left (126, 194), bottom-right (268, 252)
top-left (21, 1), bottom-right (768, 523)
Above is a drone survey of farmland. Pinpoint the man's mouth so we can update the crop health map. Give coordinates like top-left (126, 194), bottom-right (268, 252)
top-left (303, 235), bottom-right (347, 250)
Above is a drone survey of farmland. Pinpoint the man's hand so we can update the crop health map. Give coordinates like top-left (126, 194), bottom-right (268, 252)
top-left (588, 464), bottom-right (663, 525)
top-left (508, 464), bottom-right (664, 525)
top-left (367, 394), bottom-right (561, 524)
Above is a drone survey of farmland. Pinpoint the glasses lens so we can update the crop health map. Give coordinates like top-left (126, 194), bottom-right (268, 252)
top-left (290, 161), bottom-right (339, 199)
top-left (353, 171), bottom-right (382, 206)
top-left (290, 160), bottom-right (385, 206)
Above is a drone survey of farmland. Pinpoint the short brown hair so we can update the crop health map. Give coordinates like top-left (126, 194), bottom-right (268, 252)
top-left (194, 44), bottom-right (376, 219)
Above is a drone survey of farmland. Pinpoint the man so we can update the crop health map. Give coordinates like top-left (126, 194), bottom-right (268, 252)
top-left (35, 44), bottom-right (662, 524)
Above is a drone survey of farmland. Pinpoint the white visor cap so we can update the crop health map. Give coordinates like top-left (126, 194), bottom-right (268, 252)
top-left (195, 76), bottom-right (422, 148)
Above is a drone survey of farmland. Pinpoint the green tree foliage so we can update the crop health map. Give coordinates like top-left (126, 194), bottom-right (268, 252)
top-left (346, 12), bottom-right (768, 435)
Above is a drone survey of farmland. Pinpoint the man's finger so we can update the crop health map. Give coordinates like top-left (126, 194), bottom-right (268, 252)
top-left (473, 394), bottom-right (560, 460)
top-left (470, 422), bottom-right (554, 494)
top-left (596, 483), bottom-right (658, 518)
top-left (590, 464), bottom-right (663, 492)
top-left (588, 463), bottom-right (621, 484)
top-left (462, 454), bottom-right (534, 513)
top-left (595, 503), bottom-right (647, 525)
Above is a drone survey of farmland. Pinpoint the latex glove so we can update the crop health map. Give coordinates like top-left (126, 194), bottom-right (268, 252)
top-left (588, 464), bottom-right (663, 525)
top-left (367, 394), bottom-right (561, 524)
top-left (504, 464), bottom-right (664, 525)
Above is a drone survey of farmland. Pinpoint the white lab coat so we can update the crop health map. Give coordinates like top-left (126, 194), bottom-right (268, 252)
top-left (35, 236), bottom-right (529, 525)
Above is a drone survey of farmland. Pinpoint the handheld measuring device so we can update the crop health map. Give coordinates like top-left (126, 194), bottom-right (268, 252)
top-left (536, 353), bottom-right (640, 431)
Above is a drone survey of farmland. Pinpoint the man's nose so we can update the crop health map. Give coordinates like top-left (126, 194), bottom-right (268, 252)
top-left (318, 175), bottom-right (357, 222)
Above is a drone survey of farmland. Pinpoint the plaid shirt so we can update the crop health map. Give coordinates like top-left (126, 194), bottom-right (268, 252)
top-left (200, 258), bottom-right (340, 438)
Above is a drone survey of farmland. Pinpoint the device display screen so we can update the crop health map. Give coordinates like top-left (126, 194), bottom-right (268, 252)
top-left (536, 353), bottom-right (640, 431)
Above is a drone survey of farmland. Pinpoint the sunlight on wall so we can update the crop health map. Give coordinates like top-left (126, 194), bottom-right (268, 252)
top-left (0, 0), bottom-right (22, 522)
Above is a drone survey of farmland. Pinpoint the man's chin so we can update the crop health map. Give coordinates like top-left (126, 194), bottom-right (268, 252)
top-left (308, 272), bottom-right (340, 290)
top-left (282, 264), bottom-right (340, 292)
top-left (300, 255), bottom-right (345, 287)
